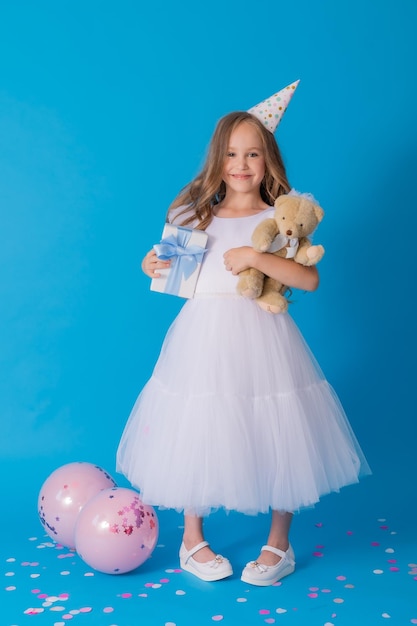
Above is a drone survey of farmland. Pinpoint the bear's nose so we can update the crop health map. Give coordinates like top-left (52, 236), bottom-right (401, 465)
top-left (286, 229), bottom-right (293, 236)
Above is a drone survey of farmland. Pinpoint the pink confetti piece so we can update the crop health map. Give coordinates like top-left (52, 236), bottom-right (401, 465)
top-left (410, 620), bottom-right (417, 624)
top-left (321, 588), bottom-right (332, 593)
top-left (389, 567), bottom-right (400, 572)
top-left (333, 598), bottom-right (344, 604)
top-left (371, 542), bottom-right (380, 546)
top-left (80, 607), bottom-right (93, 613)
top-left (336, 575), bottom-right (346, 581)
top-left (380, 525), bottom-right (389, 530)
top-left (58, 553), bottom-right (74, 559)
top-left (308, 593), bottom-right (318, 598)
top-left (103, 607), bottom-right (114, 613)
top-left (315, 522), bottom-right (323, 527)
top-left (121, 593), bottom-right (132, 598)
top-left (346, 530), bottom-right (353, 535)
top-left (309, 586), bottom-right (319, 591)
top-left (265, 620), bottom-right (275, 624)
top-left (212, 616), bottom-right (224, 622)
top-left (387, 559), bottom-right (397, 563)
top-left (313, 552), bottom-right (324, 557)
top-left (160, 578), bottom-right (170, 583)
top-left (259, 609), bottom-right (270, 615)
top-left (62, 614), bottom-right (74, 620)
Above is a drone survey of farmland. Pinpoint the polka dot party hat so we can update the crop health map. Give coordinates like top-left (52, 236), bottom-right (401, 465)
top-left (248, 80), bottom-right (300, 133)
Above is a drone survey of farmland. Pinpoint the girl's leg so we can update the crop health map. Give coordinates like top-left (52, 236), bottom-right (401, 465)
top-left (182, 514), bottom-right (217, 562)
top-left (240, 510), bottom-right (294, 585)
top-left (256, 510), bottom-right (293, 566)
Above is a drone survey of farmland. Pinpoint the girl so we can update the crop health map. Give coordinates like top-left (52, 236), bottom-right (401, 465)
top-left (116, 86), bottom-right (371, 586)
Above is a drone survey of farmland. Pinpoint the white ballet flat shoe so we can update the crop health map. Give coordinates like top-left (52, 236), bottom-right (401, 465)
top-left (179, 540), bottom-right (233, 582)
top-left (241, 544), bottom-right (295, 586)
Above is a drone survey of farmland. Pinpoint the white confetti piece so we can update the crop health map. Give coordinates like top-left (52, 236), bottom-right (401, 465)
top-left (385, 548), bottom-right (394, 553)
top-left (276, 608), bottom-right (287, 614)
top-left (236, 597), bottom-right (247, 603)
top-left (373, 569), bottom-right (384, 575)
top-left (175, 590), bottom-right (186, 595)
top-left (382, 613), bottom-right (391, 618)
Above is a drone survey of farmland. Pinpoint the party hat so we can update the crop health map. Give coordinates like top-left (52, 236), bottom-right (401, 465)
top-left (248, 80), bottom-right (300, 133)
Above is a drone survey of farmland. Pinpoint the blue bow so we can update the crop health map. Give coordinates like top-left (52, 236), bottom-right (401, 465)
top-left (153, 228), bottom-right (207, 294)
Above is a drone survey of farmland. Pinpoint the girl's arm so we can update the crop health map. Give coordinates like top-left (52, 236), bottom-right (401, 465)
top-left (224, 246), bottom-right (319, 292)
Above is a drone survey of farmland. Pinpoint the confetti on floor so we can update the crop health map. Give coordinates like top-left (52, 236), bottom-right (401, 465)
top-left (2, 501), bottom-right (417, 626)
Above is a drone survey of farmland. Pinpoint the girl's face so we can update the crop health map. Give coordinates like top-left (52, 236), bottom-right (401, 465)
top-left (222, 122), bottom-right (266, 195)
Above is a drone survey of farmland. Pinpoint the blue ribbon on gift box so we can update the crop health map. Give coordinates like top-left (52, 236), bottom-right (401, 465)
top-left (153, 228), bottom-right (207, 294)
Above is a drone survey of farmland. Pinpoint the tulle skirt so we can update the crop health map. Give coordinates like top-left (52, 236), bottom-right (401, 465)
top-left (116, 294), bottom-right (371, 516)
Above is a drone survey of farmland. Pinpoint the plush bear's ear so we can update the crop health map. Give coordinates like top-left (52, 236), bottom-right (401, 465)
top-left (274, 195), bottom-right (289, 209)
top-left (314, 205), bottom-right (324, 223)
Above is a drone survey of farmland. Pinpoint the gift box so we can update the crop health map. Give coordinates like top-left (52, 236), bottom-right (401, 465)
top-left (150, 224), bottom-right (208, 299)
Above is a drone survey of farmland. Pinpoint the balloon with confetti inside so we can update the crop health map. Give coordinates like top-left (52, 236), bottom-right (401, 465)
top-left (74, 486), bottom-right (159, 574)
top-left (38, 461), bottom-right (117, 549)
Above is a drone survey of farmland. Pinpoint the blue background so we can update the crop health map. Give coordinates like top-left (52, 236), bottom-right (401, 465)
top-left (0, 0), bottom-right (416, 526)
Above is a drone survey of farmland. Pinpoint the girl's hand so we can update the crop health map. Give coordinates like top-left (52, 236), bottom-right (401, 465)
top-left (142, 249), bottom-right (171, 278)
top-left (223, 246), bottom-right (256, 275)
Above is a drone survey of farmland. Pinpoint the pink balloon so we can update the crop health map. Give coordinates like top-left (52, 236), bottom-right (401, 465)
top-left (38, 462), bottom-right (117, 548)
top-left (74, 487), bottom-right (159, 574)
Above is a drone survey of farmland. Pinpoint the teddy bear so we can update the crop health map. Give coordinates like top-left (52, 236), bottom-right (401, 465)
top-left (236, 192), bottom-right (325, 314)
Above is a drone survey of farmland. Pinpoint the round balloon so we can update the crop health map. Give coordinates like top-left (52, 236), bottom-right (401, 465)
top-left (38, 462), bottom-right (117, 548)
top-left (74, 487), bottom-right (159, 574)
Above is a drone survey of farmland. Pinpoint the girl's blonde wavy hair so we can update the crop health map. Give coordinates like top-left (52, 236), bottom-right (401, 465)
top-left (167, 112), bottom-right (291, 230)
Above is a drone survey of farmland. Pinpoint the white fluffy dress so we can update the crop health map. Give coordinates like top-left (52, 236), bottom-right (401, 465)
top-left (116, 209), bottom-right (371, 516)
